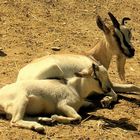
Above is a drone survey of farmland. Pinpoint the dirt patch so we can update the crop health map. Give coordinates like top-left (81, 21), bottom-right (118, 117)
top-left (0, 0), bottom-right (140, 139)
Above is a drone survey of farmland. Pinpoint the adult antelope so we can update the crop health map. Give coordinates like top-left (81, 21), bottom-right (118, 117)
top-left (17, 12), bottom-right (140, 93)
top-left (0, 64), bottom-right (117, 133)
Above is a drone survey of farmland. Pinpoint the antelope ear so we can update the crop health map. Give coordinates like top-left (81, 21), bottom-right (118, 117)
top-left (121, 17), bottom-right (131, 25)
top-left (96, 15), bottom-right (110, 34)
top-left (108, 12), bottom-right (120, 29)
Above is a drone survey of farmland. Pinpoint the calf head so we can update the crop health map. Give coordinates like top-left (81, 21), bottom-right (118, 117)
top-left (75, 63), bottom-right (111, 93)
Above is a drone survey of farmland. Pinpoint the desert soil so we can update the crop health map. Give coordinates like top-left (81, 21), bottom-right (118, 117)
top-left (0, 0), bottom-right (140, 140)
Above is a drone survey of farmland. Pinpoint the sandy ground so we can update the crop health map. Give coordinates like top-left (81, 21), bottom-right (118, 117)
top-left (0, 0), bottom-right (140, 139)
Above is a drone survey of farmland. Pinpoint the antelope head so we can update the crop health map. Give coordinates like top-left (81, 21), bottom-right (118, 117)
top-left (96, 12), bottom-right (135, 58)
top-left (96, 12), bottom-right (135, 80)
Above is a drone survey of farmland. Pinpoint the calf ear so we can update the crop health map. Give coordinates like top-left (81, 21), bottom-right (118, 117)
top-left (74, 72), bottom-right (83, 77)
top-left (96, 15), bottom-right (110, 34)
top-left (74, 70), bottom-right (89, 77)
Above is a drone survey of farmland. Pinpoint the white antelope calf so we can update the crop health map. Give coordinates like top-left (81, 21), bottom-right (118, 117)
top-left (17, 12), bottom-right (140, 93)
top-left (0, 64), bottom-right (117, 133)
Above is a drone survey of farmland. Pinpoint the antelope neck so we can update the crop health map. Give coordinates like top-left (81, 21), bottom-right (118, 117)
top-left (87, 40), bottom-right (113, 69)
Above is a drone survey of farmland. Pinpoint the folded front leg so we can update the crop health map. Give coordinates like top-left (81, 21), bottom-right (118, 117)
top-left (51, 101), bottom-right (82, 124)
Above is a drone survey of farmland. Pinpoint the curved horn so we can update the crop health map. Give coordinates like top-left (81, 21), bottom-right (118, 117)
top-left (121, 17), bottom-right (131, 25)
top-left (108, 12), bottom-right (120, 29)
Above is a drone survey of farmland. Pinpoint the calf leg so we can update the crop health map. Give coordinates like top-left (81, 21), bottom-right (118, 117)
top-left (39, 104), bottom-right (81, 124)
top-left (101, 89), bottom-right (118, 108)
top-left (82, 100), bottom-right (95, 109)
top-left (12, 120), bottom-right (45, 133)
top-left (10, 95), bottom-right (45, 133)
top-left (38, 117), bottom-right (54, 125)
top-left (82, 101), bottom-right (94, 107)
top-left (51, 101), bottom-right (81, 124)
top-left (38, 113), bottom-right (81, 124)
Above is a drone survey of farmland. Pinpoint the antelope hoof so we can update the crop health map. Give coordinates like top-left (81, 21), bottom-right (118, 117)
top-left (71, 119), bottom-right (81, 124)
top-left (51, 114), bottom-right (70, 124)
top-left (38, 117), bottom-right (54, 125)
top-left (101, 96), bottom-right (112, 108)
top-left (51, 114), bottom-right (60, 123)
top-left (31, 125), bottom-right (45, 134)
top-left (71, 117), bottom-right (82, 124)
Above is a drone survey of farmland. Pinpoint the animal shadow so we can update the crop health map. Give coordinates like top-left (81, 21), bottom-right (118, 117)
top-left (79, 94), bottom-right (138, 131)
top-left (118, 94), bottom-right (140, 106)
top-left (80, 93), bottom-right (117, 113)
top-left (90, 115), bottom-right (137, 131)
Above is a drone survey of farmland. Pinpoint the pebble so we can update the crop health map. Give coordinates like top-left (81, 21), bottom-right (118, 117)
top-left (51, 47), bottom-right (61, 51)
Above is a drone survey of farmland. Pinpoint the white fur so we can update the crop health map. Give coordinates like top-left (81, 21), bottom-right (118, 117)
top-left (17, 55), bottom-right (92, 80)
top-left (0, 66), bottom-right (117, 132)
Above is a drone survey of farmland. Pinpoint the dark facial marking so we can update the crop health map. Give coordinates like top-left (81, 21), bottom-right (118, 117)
top-left (93, 67), bottom-right (111, 93)
top-left (113, 30), bottom-right (135, 58)
top-left (93, 68), bottom-right (102, 89)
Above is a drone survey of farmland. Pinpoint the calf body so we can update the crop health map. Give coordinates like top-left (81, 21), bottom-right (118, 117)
top-left (0, 65), bottom-right (117, 132)
top-left (0, 80), bottom-right (86, 133)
